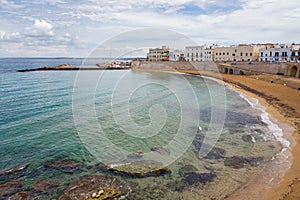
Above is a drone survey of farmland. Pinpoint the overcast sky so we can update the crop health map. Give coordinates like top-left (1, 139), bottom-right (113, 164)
top-left (0, 0), bottom-right (299, 57)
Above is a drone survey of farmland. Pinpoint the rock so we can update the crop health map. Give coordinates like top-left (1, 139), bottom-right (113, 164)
top-left (178, 165), bottom-right (197, 177)
top-left (242, 135), bottom-right (255, 143)
top-left (127, 152), bottom-right (143, 159)
top-left (183, 172), bottom-right (216, 186)
top-left (246, 157), bottom-right (264, 167)
top-left (204, 147), bottom-right (226, 159)
top-left (45, 159), bottom-right (83, 173)
top-left (0, 180), bottom-right (23, 198)
top-left (224, 156), bottom-right (247, 169)
top-left (8, 191), bottom-right (32, 200)
top-left (32, 180), bottom-right (60, 193)
top-left (193, 141), bottom-right (225, 160)
top-left (98, 160), bottom-right (171, 177)
top-left (0, 164), bottom-right (29, 181)
top-left (150, 147), bottom-right (170, 156)
top-left (59, 175), bottom-right (131, 200)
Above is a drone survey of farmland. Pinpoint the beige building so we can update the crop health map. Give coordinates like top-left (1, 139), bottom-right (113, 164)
top-left (147, 46), bottom-right (170, 61)
top-left (214, 44), bottom-right (263, 62)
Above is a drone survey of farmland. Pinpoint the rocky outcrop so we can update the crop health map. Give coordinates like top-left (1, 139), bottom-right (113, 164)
top-left (0, 180), bottom-right (23, 198)
top-left (150, 146), bottom-right (170, 156)
top-left (45, 159), bottom-right (83, 173)
top-left (0, 164), bottom-right (29, 181)
top-left (224, 156), bottom-right (264, 169)
top-left (59, 175), bottom-right (131, 200)
top-left (8, 191), bottom-right (32, 200)
top-left (32, 180), bottom-right (60, 194)
top-left (98, 160), bottom-right (170, 177)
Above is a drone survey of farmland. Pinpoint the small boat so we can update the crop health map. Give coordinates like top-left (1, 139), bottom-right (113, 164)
top-left (197, 126), bottom-right (202, 132)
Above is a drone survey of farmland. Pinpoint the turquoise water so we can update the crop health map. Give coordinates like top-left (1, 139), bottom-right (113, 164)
top-left (0, 58), bottom-right (284, 199)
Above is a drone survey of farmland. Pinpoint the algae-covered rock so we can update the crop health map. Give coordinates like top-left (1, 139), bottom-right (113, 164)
top-left (224, 156), bottom-right (247, 169)
top-left (8, 191), bottom-right (32, 200)
top-left (59, 175), bottom-right (131, 200)
top-left (45, 159), bottom-right (83, 173)
top-left (32, 180), bottom-right (60, 194)
top-left (98, 160), bottom-right (171, 177)
top-left (0, 180), bottom-right (23, 198)
top-left (0, 164), bottom-right (29, 181)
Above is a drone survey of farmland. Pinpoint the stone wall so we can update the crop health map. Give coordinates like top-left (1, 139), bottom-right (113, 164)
top-left (132, 61), bottom-right (300, 78)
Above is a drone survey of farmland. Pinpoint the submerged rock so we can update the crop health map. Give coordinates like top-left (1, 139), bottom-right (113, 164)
top-left (45, 159), bottom-right (83, 173)
top-left (98, 160), bottom-right (170, 177)
top-left (246, 157), bottom-right (264, 167)
top-left (127, 152), bottom-right (143, 159)
top-left (242, 135), bottom-right (255, 143)
top-left (0, 180), bottom-right (23, 198)
top-left (0, 164), bottom-right (29, 181)
top-left (224, 156), bottom-right (246, 169)
top-left (8, 191), bottom-right (32, 200)
top-left (183, 172), bottom-right (216, 186)
top-left (224, 156), bottom-right (264, 169)
top-left (178, 165), bottom-right (198, 177)
top-left (32, 180), bottom-right (60, 194)
top-left (204, 147), bottom-right (226, 159)
top-left (59, 175), bottom-right (131, 200)
top-left (150, 146), bottom-right (170, 156)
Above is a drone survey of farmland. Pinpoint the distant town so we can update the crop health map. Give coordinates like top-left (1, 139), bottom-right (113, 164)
top-left (147, 44), bottom-right (300, 63)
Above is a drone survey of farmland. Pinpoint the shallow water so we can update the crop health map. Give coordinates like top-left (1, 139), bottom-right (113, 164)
top-left (0, 58), bottom-right (287, 199)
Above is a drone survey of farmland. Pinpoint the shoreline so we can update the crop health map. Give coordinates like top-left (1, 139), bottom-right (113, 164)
top-left (132, 68), bottom-right (300, 199)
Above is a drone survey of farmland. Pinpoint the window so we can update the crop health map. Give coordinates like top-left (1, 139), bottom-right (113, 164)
top-left (250, 53), bottom-right (252, 56)
top-left (223, 52), bottom-right (225, 55)
top-left (246, 53), bottom-right (248, 56)
top-left (227, 52), bottom-right (229, 55)
top-left (232, 53), bottom-right (235, 56)
top-left (240, 53), bottom-right (243, 56)
top-left (270, 52), bottom-right (272, 57)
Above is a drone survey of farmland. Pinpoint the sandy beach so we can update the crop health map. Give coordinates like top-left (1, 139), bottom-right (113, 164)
top-left (134, 68), bottom-right (300, 199)
top-left (187, 70), bottom-right (300, 200)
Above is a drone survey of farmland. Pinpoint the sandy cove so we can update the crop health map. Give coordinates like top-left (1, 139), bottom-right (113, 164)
top-left (133, 68), bottom-right (300, 200)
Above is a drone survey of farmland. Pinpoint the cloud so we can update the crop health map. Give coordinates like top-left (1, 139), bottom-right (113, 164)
top-left (0, 0), bottom-right (23, 9)
top-left (0, 31), bottom-right (5, 39)
top-left (25, 19), bottom-right (54, 37)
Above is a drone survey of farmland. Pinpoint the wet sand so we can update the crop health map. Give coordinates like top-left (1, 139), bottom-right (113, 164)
top-left (133, 68), bottom-right (300, 199)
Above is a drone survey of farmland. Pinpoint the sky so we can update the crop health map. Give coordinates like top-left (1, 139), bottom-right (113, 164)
top-left (0, 0), bottom-right (299, 57)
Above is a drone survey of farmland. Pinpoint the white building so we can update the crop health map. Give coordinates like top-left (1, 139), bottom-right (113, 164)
top-left (259, 44), bottom-right (292, 62)
top-left (169, 49), bottom-right (185, 61)
top-left (185, 45), bottom-right (213, 61)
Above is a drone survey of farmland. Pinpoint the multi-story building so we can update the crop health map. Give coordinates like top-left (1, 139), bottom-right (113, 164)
top-left (184, 45), bottom-right (213, 61)
top-left (169, 49), bottom-right (185, 61)
top-left (214, 44), bottom-right (262, 62)
top-left (291, 44), bottom-right (300, 62)
top-left (259, 44), bottom-right (292, 62)
top-left (147, 46), bottom-right (170, 61)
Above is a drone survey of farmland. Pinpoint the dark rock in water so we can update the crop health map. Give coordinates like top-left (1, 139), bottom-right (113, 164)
top-left (0, 180), bottom-right (23, 198)
top-left (0, 164), bottom-right (29, 181)
top-left (204, 147), bottom-right (226, 159)
top-left (127, 152), bottom-right (143, 159)
top-left (59, 175), bottom-right (131, 200)
top-left (183, 172), bottom-right (216, 186)
top-left (32, 180), bottom-right (60, 194)
top-left (224, 156), bottom-right (247, 169)
top-left (8, 191), bottom-right (32, 200)
top-left (242, 135), bottom-right (254, 143)
top-left (178, 165), bottom-right (198, 177)
top-left (45, 159), bottom-right (83, 173)
top-left (150, 147), bottom-right (170, 156)
top-left (193, 140), bottom-right (225, 160)
top-left (246, 157), bottom-right (264, 167)
top-left (201, 109), bottom-right (261, 125)
top-left (224, 156), bottom-right (264, 168)
top-left (97, 160), bottom-right (170, 178)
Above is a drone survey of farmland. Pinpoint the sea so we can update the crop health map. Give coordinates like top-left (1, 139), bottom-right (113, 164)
top-left (0, 58), bottom-right (293, 199)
